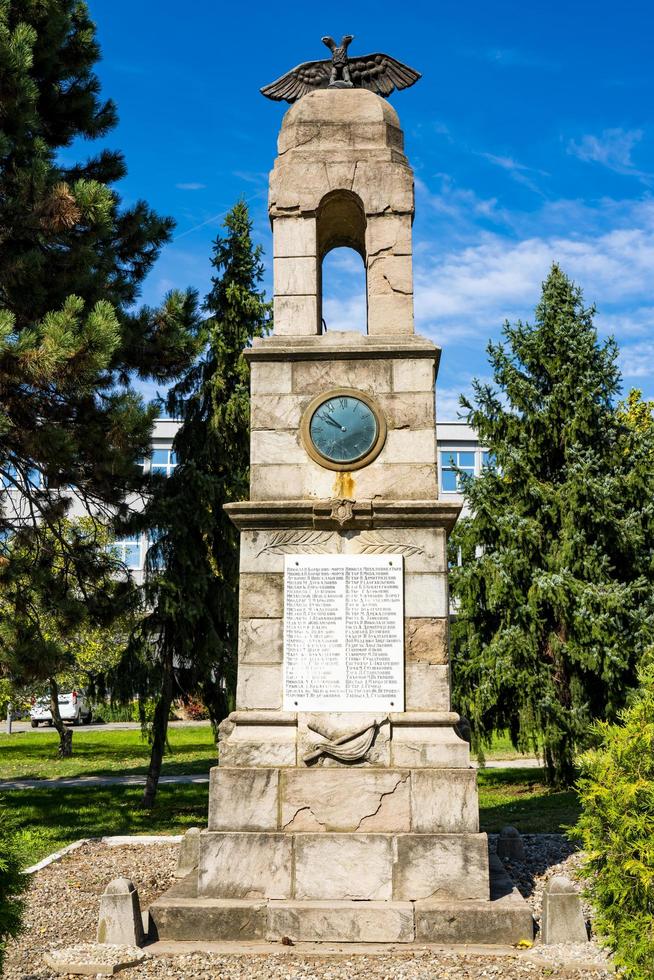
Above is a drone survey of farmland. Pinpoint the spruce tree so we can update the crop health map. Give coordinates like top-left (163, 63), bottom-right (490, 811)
top-left (0, 0), bottom-right (200, 729)
top-left (115, 202), bottom-right (271, 807)
top-left (450, 264), bottom-right (654, 785)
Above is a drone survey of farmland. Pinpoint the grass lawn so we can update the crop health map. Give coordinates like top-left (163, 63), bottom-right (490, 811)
top-left (478, 767), bottom-right (580, 834)
top-left (0, 724), bottom-right (217, 780)
top-left (4, 768), bottom-right (580, 868)
top-left (473, 730), bottom-right (541, 762)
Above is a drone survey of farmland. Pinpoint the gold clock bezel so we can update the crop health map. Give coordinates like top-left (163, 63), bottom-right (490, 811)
top-left (300, 387), bottom-right (387, 472)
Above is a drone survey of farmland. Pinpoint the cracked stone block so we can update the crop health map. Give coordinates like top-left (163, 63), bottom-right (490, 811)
top-left (368, 290), bottom-right (414, 335)
top-left (405, 618), bottom-right (449, 664)
top-left (250, 394), bottom-right (305, 433)
top-left (292, 357), bottom-right (393, 395)
top-left (410, 769), bottom-right (480, 832)
top-left (267, 900), bottom-right (415, 943)
top-left (294, 833), bottom-right (393, 900)
top-left (250, 429), bottom-right (304, 466)
top-left (235, 664), bottom-right (283, 710)
top-left (392, 358), bottom-right (435, 393)
top-left (208, 768), bottom-right (279, 832)
top-left (198, 832), bottom-right (292, 899)
top-left (273, 216), bottom-right (317, 258)
top-left (405, 663), bottom-right (450, 711)
top-left (391, 724), bottom-right (470, 768)
top-left (393, 833), bottom-right (490, 901)
top-left (280, 769), bottom-right (410, 832)
top-left (273, 295), bottom-right (319, 336)
top-left (384, 428), bottom-right (436, 464)
top-left (238, 573), bottom-right (283, 619)
top-left (238, 617), bottom-right (283, 663)
top-left (250, 360), bottom-right (292, 395)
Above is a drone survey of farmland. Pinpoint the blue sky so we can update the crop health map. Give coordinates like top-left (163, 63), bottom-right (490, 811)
top-left (86, 0), bottom-right (654, 418)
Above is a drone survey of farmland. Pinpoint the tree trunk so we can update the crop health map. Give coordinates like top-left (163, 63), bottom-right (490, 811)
top-left (141, 650), bottom-right (174, 808)
top-left (49, 677), bottom-right (73, 757)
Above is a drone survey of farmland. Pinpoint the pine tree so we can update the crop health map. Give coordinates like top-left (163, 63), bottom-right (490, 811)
top-left (113, 202), bottom-right (271, 807)
top-left (0, 0), bottom-right (200, 741)
top-left (0, 798), bottom-right (28, 973)
top-left (450, 264), bottom-right (654, 785)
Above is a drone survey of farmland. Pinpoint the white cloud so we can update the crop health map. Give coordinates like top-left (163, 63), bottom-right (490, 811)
top-left (436, 386), bottom-right (469, 421)
top-left (619, 342), bottom-right (654, 378)
top-left (176, 182), bottom-right (206, 191)
top-left (568, 128), bottom-right (650, 180)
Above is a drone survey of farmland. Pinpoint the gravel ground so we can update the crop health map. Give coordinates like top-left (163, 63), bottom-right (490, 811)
top-left (4, 838), bottom-right (613, 980)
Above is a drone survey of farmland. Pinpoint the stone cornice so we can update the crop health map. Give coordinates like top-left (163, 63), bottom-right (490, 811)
top-left (244, 333), bottom-right (441, 365)
top-left (224, 498), bottom-right (461, 532)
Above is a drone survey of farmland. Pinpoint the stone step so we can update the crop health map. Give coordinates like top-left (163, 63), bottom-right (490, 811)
top-left (149, 863), bottom-right (533, 945)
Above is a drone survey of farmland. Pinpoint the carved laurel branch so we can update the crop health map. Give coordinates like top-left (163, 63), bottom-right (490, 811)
top-left (256, 530), bottom-right (334, 556)
top-left (355, 531), bottom-right (427, 557)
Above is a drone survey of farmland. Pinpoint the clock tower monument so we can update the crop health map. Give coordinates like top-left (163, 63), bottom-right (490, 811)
top-left (150, 83), bottom-right (532, 945)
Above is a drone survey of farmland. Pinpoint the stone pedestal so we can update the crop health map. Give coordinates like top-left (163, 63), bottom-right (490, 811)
top-left (150, 85), bottom-right (532, 946)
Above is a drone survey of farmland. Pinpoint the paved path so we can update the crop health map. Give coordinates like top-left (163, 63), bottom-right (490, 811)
top-left (5, 719), bottom-right (212, 734)
top-left (0, 757), bottom-right (542, 791)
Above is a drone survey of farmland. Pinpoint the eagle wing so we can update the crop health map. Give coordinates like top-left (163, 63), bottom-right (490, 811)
top-left (348, 53), bottom-right (421, 96)
top-left (260, 59), bottom-right (332, 103)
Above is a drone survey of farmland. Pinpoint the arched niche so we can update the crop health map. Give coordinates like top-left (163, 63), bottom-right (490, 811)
top-left (316, 191), bottom-right (368, 334)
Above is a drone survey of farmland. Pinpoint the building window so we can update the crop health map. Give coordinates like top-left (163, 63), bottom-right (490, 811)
top-left (114, 537), bottom-right (142, 570)
top-left (150, 448), bottom-right (177, 477)
top-left (440, 451), bottom-right (475, 492)
top-left (481, 450), bottom-right (495, 470)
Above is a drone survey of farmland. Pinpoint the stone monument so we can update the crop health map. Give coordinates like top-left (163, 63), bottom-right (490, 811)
top-left (150, 82), bottom-right (532, 945)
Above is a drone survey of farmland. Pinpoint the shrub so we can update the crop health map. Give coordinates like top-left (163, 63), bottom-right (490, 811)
top-left (0, 800), bottom-right (28, 972)
top-left (575, 661), bottom-right (654, 979)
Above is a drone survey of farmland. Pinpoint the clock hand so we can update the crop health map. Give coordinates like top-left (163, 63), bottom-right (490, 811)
top-left (322, 414), bottom-right (343, 430)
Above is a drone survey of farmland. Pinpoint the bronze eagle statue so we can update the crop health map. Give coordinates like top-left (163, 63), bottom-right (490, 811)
top-left (261, 35), bottom-right (421, 104)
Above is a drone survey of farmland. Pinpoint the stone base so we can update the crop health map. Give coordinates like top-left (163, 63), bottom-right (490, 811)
top-left (149, 858), bottom-right (533, 946)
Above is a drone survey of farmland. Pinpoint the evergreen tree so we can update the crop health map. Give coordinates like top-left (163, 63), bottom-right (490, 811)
top-left (450, 265), bottom-right (654, 785)
top-left (0, 798), bottom-right (27, 973)
top-left (114, 202), bottom-right (271, 807)
top-left (0, 0), bottom-right (200, 720)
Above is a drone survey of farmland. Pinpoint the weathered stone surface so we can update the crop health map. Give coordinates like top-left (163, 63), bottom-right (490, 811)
top-left (174, 827), bottom-right (200, 878)
top-left (198, 832), bottom-right (292, 899)
top-left (267, 900), bottom-right (414, 943)
top-left (149, 877), bottom-right (268, 942)
top-left (366, 213), bottom-right (412, 258)
top-left (44, 944), bottom-right (145, 976)
top-left (368, 291), bottom-right (414, 336)
top-left (415, 894), bottom-right (534, 945)
top-left (235, 664), bottom-right (283, 710)
top-left (250, 360), bottom-right (292, 394)
top-left (382, 391), bottom-right (435, 430)
top-left (497, 825), bottom-right (526, 861)
top-left (405, 663), bottom-right (450, 711)
top-left (294, 834), bottom-right (393, 900)
top-left (541, 875), bottom-right (588, 944)
top-left (218, 738), bottom-right (296, 768)
top-left (274, 255), bottom-right (317, 297)
top-left (292, 357), bottom-right (393, 395)
top-left (349, 464), bottom-right (438, 502)
top-left (391, 724), bottom-right (470, 769)
top-left (239, 573), bottom-right (283, 618)
top-left (405, 618), bottom-right (449, 663)
top-left (297, 713), bottom-right (391, 768)
top-left (96, 878), bottom-right (144, 947)
top-left (344, 528), bottom-right (445, 574)
top-left (383, 428), bottom-right (436, 464)
top-left (410, 770), bottom-right (479, 832)
top-left (392, 358), bottom-right (435, 393)
top-left (250, 429), bottom-right (304, 465)
top-left (404, 572), bottom-right (448, 617)
top-left (273, 216), bottom-right (317, 257)
top-left (393, 833), bottom-right (490, 901)
top-left (238, 617), bottom-right (283, 663)
top-left (280, 769), bottom-right (410, 832)
top-left (273, 295), bottom-right (319, 336)
top-left (250, 394), bottom-right (304, 432)
top-left (208, 768), bottom-right (279, 831)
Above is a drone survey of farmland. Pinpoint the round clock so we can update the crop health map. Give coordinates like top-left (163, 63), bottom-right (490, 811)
top-left (300, 388), bottom-right (387, 471)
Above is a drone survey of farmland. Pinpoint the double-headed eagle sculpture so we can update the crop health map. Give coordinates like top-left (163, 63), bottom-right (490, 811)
top-left (261, 35), bottom-right (421, 103)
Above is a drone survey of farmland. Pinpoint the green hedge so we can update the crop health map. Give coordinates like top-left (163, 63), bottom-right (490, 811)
top-left (0, 800), bottom-right (28, 972)
top-left (575, 663), bottom-right (654, 979)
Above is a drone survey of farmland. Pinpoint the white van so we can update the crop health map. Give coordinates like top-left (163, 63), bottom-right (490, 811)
top-left (30, 690), bottom-right (93, 727)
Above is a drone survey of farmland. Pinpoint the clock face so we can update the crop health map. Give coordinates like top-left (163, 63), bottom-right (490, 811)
top-left (309, 394), bottom-right (379, 464)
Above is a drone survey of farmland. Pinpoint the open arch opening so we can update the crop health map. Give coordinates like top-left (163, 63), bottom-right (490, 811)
top-left (321, 247), bottom-right (367, 334)
top-left (316, 190), bottom-right (367, 334)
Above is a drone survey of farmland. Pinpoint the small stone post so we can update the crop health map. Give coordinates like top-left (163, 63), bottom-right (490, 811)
top-left (541, 875), bottom-right (588, 944)
top-left (97, 878), bottom-right (145, 947)
top-left (497, 826), bottom-right (526, 861)
top-left (175, 827), bottom-right (200, 878)
top-left (5, 702), bottom-right (12, 735)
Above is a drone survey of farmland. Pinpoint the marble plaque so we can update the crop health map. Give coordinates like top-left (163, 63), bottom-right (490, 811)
top-left (283, 555), bottom-right (404, 712)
